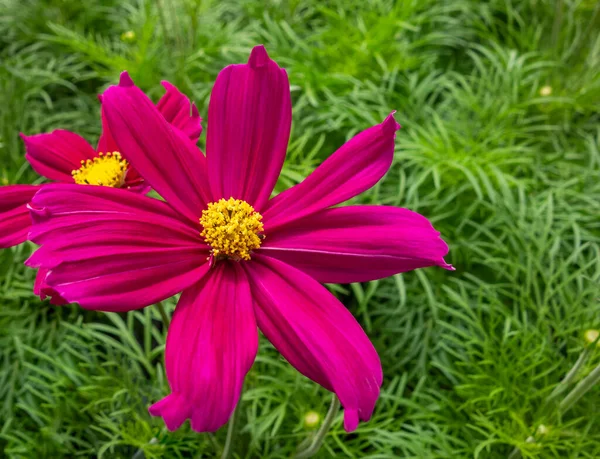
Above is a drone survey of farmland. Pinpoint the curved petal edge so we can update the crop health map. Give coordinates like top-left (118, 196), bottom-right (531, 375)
top-left (263, 113), bottom-right (400, 230)
top-left (149, 263), bottom-right (258, 432)
top-left (246, 255), bottom-right (383, 431)
top-left (261, 205), bottom-right (453, 283)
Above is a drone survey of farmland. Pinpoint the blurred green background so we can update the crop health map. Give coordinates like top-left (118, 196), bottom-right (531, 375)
top-left (1, 0), bottom-right (599, 457)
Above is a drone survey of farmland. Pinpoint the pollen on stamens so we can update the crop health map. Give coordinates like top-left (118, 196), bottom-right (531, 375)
top-left (71, 151), bottom-right (128, 187)
top-left (200, 198), bottom-right (264, 261)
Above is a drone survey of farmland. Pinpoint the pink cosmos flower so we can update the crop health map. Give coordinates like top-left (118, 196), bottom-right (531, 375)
top-left (27, 46), bottom-right (452, 433)
top-left (1, 82), bottom-right (201, 301)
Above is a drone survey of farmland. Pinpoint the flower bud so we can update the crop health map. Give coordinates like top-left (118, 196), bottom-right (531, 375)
top-left (584, 329), bottom-right (599, 346)
top-left (304, 411), bottom-right (320, 428)
top-left (121, 31), bottom-right (136, 42)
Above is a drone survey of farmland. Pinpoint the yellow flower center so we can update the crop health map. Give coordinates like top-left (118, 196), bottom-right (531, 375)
top-left (71, 152), bottom-right (128, 187)
top-left (200, 198), bottom-right (264, 261)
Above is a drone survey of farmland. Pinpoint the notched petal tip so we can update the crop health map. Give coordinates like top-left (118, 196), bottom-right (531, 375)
top-left (27, 202), bottom-right (48, 217)
top-left (149, 394), bottom-right (191, 432)
top-left (19, 132), bottom-right (35, 148)
top-left (33, 268), bottom-right (68, 305)
top-left (191, 103), bottom-right (200, 118)
top-left (248, 44), bottom-right (269, 68)
top-left (119, 71), bottom-right (134, 87)
top-left (160, 80), bottom-right (175, 91)
top-left (150, 392), bottom-right (228, 433)
top-left (381, 111), bottom-right (401, 136)
top-left (434, 238), bottom-right (454, 271)
top-left (343, 408), bottom-right (360, 432)
top-left (24, 253), bottom-right (39, 268)
top-left (442, 260), bottom-right (456, 271)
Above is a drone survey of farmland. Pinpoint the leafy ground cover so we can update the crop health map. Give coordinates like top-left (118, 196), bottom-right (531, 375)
top-left (0, 0), bottom-right (599, 457)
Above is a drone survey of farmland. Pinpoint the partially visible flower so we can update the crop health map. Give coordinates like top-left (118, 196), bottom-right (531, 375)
top-left (28, 45), bottom-right (452, 433)
top-left (584, 329), bottom-right (600, 346)
top-left (21, 81), bottom-right (201, 195)
top-left (0, 81), bottom-right (201, 301)
top-left (304, 411), bottom-right (320, 428)
top-left (539, 85), bottom-right (552, 96)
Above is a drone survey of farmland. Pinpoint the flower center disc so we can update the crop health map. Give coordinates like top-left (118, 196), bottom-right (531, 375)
top-left (72, 152), bottom-right (128, 187)
top-left (200, 198), bottom-right (264, 261)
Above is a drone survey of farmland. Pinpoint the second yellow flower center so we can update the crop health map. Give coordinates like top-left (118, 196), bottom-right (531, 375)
top-left (71, 152), bottom-right (128, 187)
top-left (200, 198), bottom-right (264, 261)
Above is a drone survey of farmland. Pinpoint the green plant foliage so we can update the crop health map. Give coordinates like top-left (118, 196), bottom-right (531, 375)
top-left (0, 0), bottom-right (599, 457)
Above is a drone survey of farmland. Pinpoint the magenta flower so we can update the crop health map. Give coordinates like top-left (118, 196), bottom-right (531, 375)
top-left (0, 81), bottom-right (201, 250)
top-left (1, 82), bottom-right (200, 302)
top-left (27, 46), bottom-right (452, 433)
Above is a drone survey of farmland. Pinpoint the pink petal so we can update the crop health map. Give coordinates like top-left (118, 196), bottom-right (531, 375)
top-left (0, 184), bottom-right (41, 248)
top-left (206, 45), bottom-right (291, 210)
top-left (21, 130), bottom-right (97, 182)
top-left (156, 81), bottom-right (203, 143)
top-left (97, 87), bottom-right (192, 195)
top-left (149, 263), bottom-right (258, 432)
top-left (34, 268), bottom-right (67, 305)
top-left (99, 81), bottom-right (202, 150)
top-left (27, 184), bottom-right (207, 312)
top-left (101, 72), bottom-right (210, 223)
top-left (99, 106), bottom-right (147, 193)
top-left (246, 255), bottom-right (383, 432)
top-left (122, 167), bottom-right (149, 193)
top-left (260, 205), bottom-right (453, 283)
top-left (97, 103), bottom-right (119, 153)
top-left (262, 113), bottom-right (400, 230)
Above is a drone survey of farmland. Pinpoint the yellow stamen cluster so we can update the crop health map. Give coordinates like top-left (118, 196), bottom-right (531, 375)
top-left (71, 152), bottom-right (128, 187)
top-left (200, 198), bottom-right (264, 261)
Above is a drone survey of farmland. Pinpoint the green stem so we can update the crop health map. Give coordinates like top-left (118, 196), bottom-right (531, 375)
top-left (221, 401), bottom-right (241, 459)
top-left (131, 308), bottom-right (169, 459)
top-left (547, 347), bottom-right (592, 401)
top-left (131, 447), bottom-right (145, 459)
top-left (296, 396), bottom-right (340, 459)
top-left (564, 0), bottom-right (600, 62)
top-left (156, 301), bottom-right (170, 329)
top-left (207, 434), bottom-right (221, 454)
top-left (507, 436), bottom-right (535, 459)
top-left (155, 0), bottom-right (170, 44)
top-left (559, 362), bottom-right (600, 414)
top-left (131, 437), bottom-right (157, 459)
top-left (508, 342), bottom-right (600, 458)
top-left (550, 0), bottom-right (564, 52)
